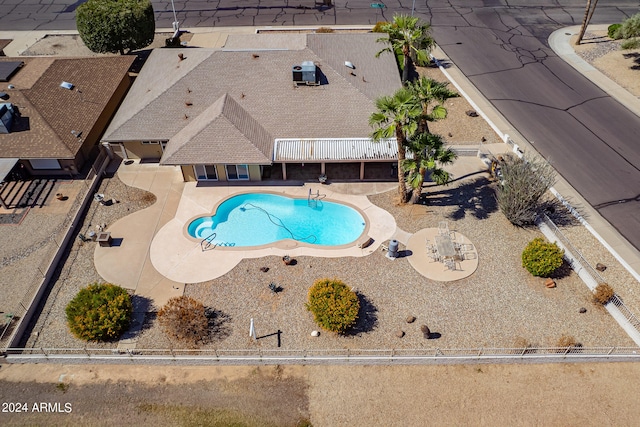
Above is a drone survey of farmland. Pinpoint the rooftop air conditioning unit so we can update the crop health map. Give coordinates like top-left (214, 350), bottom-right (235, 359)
top-left (292, 61), bottom-right (319, 86)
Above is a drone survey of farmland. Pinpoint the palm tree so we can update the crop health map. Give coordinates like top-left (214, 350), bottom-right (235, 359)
top-left (376, 14), bottom-right (435, 83)
top-left (576, 0), bottom-right (600, 45)
top-left (408, 76), bottom-right (459, 134)
top-left (403, 132), bottom-right (457, 204)
top-left (369, 87), bottom-right (422, 203)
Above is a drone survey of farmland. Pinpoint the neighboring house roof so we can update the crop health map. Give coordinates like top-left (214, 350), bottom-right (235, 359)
top-left (103, 33), bottom-right (402, 164)
top-left (161, 94), bottom-right (273, 165)
top-left (0, 56), bottom-right (134, 159)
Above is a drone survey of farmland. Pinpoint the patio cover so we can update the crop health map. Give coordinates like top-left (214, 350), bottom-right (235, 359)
top-left (273, 138), bottom-right (399, 162)
top-left (0, 158), bottom-right (19, 209)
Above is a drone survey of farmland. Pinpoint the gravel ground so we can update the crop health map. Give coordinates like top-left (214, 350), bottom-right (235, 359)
top-left (23, 174), bottom-right (156, 348)
top-left (133, 176), bottom-right (635, 351)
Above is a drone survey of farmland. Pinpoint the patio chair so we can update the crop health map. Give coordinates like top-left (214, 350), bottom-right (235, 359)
top-left (461, 243), bottom-right (474, 251)
top-left (462, 252), bottom-right (477, 260)
top-left (444, 258), bottom-right (456, 271)
top-left (438, 221), bottom-right (449, 236)
top-left (428, 252), bottom-right (441, 262)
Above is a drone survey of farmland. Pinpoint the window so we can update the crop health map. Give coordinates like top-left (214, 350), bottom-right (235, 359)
top-left (226, 164), bottom-right (249, 180)
top-left (28, 159), bottom-right (61, 170)
top-left (194, 165), bottom-right (218, 181)
top-left (141, 140), bottom-right (160, 145)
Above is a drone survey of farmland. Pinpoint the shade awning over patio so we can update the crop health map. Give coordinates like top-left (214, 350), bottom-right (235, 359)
top-left (0, 158), bottom-right (18, 183)
top-left (273, 138), bottom-right (399, 163)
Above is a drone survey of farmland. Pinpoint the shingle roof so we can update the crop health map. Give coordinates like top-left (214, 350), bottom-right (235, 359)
top-left (0, 56), bottom-right (134, 159)
top-left (102, 34), bottom-right (402, 165)
top-left (161, 94), bottom-right (273, 165)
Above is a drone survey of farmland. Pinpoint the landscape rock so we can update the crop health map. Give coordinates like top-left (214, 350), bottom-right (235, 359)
top-left (465, 110), bottom-right (479, 117)
top-left (396, 330), bottom-right (405, 338)
top-left (406, 316), bottom-right (416, 323)
top-left (596, 263), bottom-right (607, 272)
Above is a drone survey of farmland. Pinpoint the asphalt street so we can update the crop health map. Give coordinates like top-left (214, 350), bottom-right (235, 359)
top-left (0, 0), bottom-right (639, 250)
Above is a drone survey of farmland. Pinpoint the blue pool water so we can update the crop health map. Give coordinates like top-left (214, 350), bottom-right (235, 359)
top-left (187, 193), bottom-right (366, 247)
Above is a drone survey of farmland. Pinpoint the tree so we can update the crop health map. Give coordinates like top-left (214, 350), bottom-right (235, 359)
top-left (403, 132), bottom-right (456, 204)
top-left (496, 153), bottom-right (556, 226)
top-left (76, 0), bottom-right (155, 55)
top-left (65, 283), bottom-right (132, 341)
top-left (575, 0), bottom-right (600, 45)
top-left (158, 296), bottom-right (210, 346)
top-left (376, 14), bottom-right (435, 83)
top-left (369, 87), bottom-right (422, 203)
top-left (407, 76), bottom-right (458, 134)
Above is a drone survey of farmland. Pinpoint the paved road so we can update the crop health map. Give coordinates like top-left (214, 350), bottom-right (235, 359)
top-left (1, 0), bottom-right (639, 250)
top-left (427, 1), bottom-right (640, 251)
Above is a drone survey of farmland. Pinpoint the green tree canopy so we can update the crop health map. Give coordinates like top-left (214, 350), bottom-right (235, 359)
top-left (376, 14), bottom-right (435, 83)
top-left (407, 76), bottom-right (459, 134)
top-left (76, 0), bottom-right (156, 55)
top-left (369, 87), bottom-right (422, 203)
top-left (403, 132), bottom-right (456, 204)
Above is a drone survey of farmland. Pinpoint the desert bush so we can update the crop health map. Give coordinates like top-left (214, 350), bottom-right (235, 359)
top-left (621, 38), bottom-right (640, 49)
top-left (306, 278), bottom-right (359, 334)
top-left (65, 283), bottom-right (132, 341)
top-left (158, 296), bottom-right (209, 345)
top-left (619, 13), bottom-right (640, 40)
top-left (315, 27), bottom-right (334, 33)
top-left (555, 334), bottom-right (580, 352)
top-left (372, 21), bottom-right (391, 33)
top-left (608, 23), bottom-right (623, 39)
top-left (512, 337), bottom-right (536, 354)
top-left (593, 283), bottom-right (615, 305)
top-left (496, 153), bottom-right (556, 226)
top-left (522, 238), bottom-right (564, 277)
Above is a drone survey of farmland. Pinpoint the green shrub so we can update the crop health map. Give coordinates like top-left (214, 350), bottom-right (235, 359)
top-left (158, 296), bottom-right (209, 346)
top-left (621, 38), bottom-right (640, 49)
top-left (306, 278), bottom-right (359, 334)
top-left (372, 21), bottom-right (391, 33)
top-left (593, 283), bottom-right (615, 305)
top-left (608, 23), bottom-right (623, 39)
top-left (619, 12), bottom-right (640, 40)
top-left (521, 238), bottom-right (564, 277)
top-left (65, 283), bottom-right (131, 341)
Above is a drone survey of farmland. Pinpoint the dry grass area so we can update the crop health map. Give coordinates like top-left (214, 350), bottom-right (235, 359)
top-left (2, 362), bottom-right (640, 426)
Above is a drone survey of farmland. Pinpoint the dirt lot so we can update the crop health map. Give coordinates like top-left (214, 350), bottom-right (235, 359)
top-left (1, 362), bottom-right (640, 426)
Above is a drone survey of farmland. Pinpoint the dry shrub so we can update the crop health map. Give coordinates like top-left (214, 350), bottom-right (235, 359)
top-left (555, 334), bottom-right (581, 353)
top-left (593, 283), bottom-right (615, 305)
top-left (315, 27), bottom-right (334, 33)
top-left (158, 296), bottom-right (209, 346)
top-left (512, 337), bottom-right (536, 354)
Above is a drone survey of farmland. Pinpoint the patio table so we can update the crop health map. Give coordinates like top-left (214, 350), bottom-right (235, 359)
top-left (435, 235), bottom-right (456, 258)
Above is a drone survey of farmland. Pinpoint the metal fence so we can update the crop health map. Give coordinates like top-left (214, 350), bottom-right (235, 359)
top-left (540, 213), bottom-right (640, 336)
top-left (4, 346), bottom-right (640, 364)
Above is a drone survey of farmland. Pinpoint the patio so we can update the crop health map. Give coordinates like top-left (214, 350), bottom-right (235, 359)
top-left (406, 224), bottom-right (479, 282)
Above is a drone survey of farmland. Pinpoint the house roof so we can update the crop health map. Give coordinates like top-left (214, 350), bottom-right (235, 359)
top-left (0, 56), bottom-right (134, 159)
top-left (102, 33), bottom-right (402, 164)
top-left (161, 94), bottom-right (273, 165)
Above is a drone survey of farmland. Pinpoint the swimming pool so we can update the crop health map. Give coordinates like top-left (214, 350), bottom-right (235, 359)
top-left (187, 193), bottom-right (366, 247)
